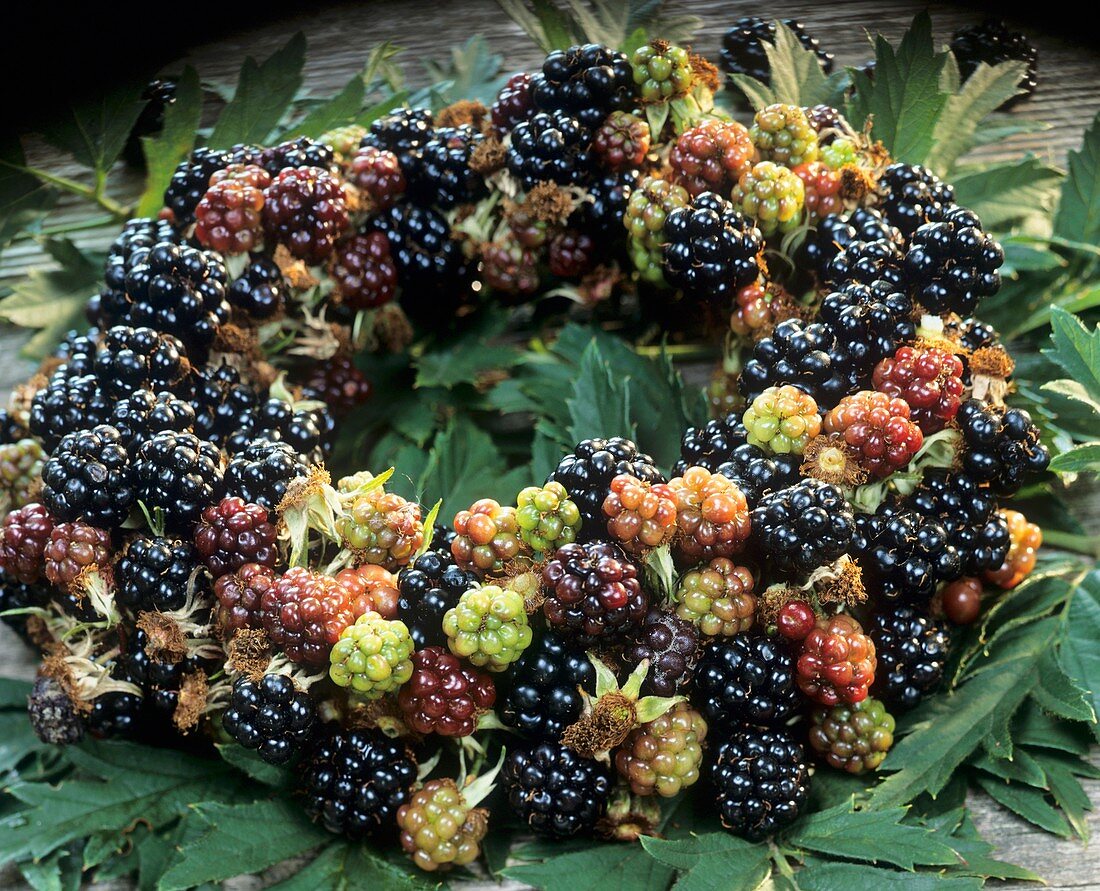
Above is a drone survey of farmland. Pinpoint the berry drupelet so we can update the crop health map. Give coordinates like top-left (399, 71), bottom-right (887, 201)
top-left (94, 326), bottom-right (191, 399)
top-left (542, 540), bottom-right (647, 643)
top-left (662, 192), bottom-right (762, 302)
top-left (905, 207), bottom-right (1004, 315)
top-left (531, 43), bottom-right (634, 128)
top-left (116, 535), bottom-right (203, 612)
top-left (227, 257), bottom-right (286, 319)
top-left (133, 431), bottom-right (224, 533)
top-left (878, 163), bottom-right (956, 237)
top-left (503, 741), bottom-right (613, 838)
top-left (751, 479), bottom-right (855, 575)
top-left (109, 389), bottom-right (197, 452)
top-left (869, 606), bottom-right (950, 710)
top-left (738, 318), bottom-right (858, 408)
top-left (712, 728), bottom-right (809, 840)
top-left (42, 425), bottom-right (135, 528)
top-left (956, 399), bottom-right (1050, 495)
top-left (693, 635), bottom-right (800, 728)
top-left (499, 631), bottom-right (595, 739)
top-left (223, 673), bottom-right (316, 764)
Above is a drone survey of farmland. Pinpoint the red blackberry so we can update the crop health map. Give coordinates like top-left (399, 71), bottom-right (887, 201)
top-left (348, 146), bottom-right (406, 209)
top-left (503, 741), bottom-right (613, 838)
top-left (191, 362), bottom-right (261, 448)
top-left (825, 237), bottom-right (905, 290)
top-left (793, 161), bottom-right (842, 220)
top-left (29, 372), bottom-right (111, 451)
top-left (397, 646), bottom-right (496, 737)
top-left (406, 125), bottom-right (486, 208)
top-left (228, 398), bottom-right (333, 463)
top-left (262, 167), bottom-right (349, 264)
top-left (662, 192), bottom-right (763, 302)
top-left (507, 110), bottom-right (592, 189)
top-left (942, 577), bottom-right (983, 624)
top-left (908, 469), bottom-right (1008, 577)
top-left (299, 724), bottom-right (417, 838)
top-left (491, 72), bottom-right (533, 131)
top-left (693, 635), bottom-right (800, 728)
top-left (878, 163), bottom-right (956, 238)
top-left (260, 567), bottom-right (359, 667)
top-left (225, 438), bottom-right (311, 511)
top-left (592, 111), bottom-right (650, 171)
top-left (123, 242), bottom-right (230, 360)
top-left (622, 609), bottom-right (699, 697)
top-left (164, 147), bottom-right (232, 225)
top-left (133, 431), bottom-right (224, 533)
top-left (951, 19), bottom-right (1037, 108)
top-left (548, 229), bottom-right (594, 278)
top-left (42, 426), bottom-right (135, 528)
top-left (94, 326), bottom-right (191, 398)
top-left (872, 345), bottom-right (965, 434)
top-left (0, 503), bottom-right (53, 584)
top-left (542, 540), bottom-right (647, 643)
top-left (330, 232), bottom-right (397, 310)
top-left (301, 356), bottom-right (372, 417)
top-left (738, 318), bottom-right (858, 407)
top-left (667, 467), bottom-right (752, 563)
top-left (194, 496), bottom-right (277, 577)
top-left (957, 399), bottom-right (1049, 495)
top-left (854, 506), bottom-right (960, 603)
top-left (480, 236), bottom-right (540, 298)
top-left (116, 534), bottom-right (203, 612)
top-left (109, 389), bottom-right (196, 451)
top-left (335, 564), bottom-right (400, 619)
top-left (720, 17), bottom-right (833, 85)
top-left (214, 562), bottom-right (275, 631)
top-left (99, 218), bottom-right (182, 327)
top-left (499, 631), bottom-right (595, 739)
top-left (824, 390), bottom-right (923, 478)
top-left (799, 208), bottom-right (901, 282)
top-left (819, 280), bottom-right (916, 373)
top-left (260, 137), bottom-right (335, 175)
top-left (547, 437), bottom-right (665, 540)
top-left (194, 165), bottom-right (270, 254)
top-left (361, 107), bottom-right (434, 171)
top-left (227, 257), bottom-right (286, 319)
top-left (44, 520), bottom-right (111, 588)
top-left (905, 208), bottom-right (1004, 315)
top-left (751, 480), bottom-right (855, 575)
top-left (869, 606), bottom-right (949, 710)
top-left (669, 119), bottom-right (756, 198)
top-left (712, 728), bottom-right (809, 840)
top-left (396, 548), bottom-right (478, 649)
top-left (531, 43), bottom-right (634, 128)
top-left (794, 613), bottom-right (876, 706)
top-left (223, 673), bottom-right (316, 765)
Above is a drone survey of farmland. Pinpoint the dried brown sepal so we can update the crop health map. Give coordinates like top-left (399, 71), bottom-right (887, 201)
top-left (521, 182), bottom-right (576, 224)
top-left (801, 434), bottom-right (867, 487)
top-left (470, 135), bottom-right (507, 174)
top-left (39, 654), bottom-right (89, 714)
top-left (348, 695), bottom-right (413, 739)
top-left (969, 346), bottom-right (1015, 405)
top-left (813, 556), bottom-right (867, 607)
top-left (839, 164), bottom-right (873, 204)
top-left (276, 464), bottom-right (331, 515)
top-left (689, 53), bottom-right (720, 93)
top-left (136, 611), bottom-right (188, 664)
top-left (273, 245), bottom-right (320, 289)
top-left (561, 692), bottom-right (637, 758)
top-left (438, 99), bottom-right (490, 131)
top-left (226, 628), bottom-right (272, 680)
top-left (756, 584), bottom-right (803, 627)
top-left (26, 615), bottom-right (53, 650)
top-left (374, 303), bottom-right (415, 353)
top-left (214, 323), bottom-right (260, 356)
top-left (505, 568), bottom-right (545, 615)
top-left (173, 670), bottom-right (209, 733)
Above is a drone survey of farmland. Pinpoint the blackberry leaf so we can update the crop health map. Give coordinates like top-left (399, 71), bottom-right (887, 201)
top-left (40, 82), bottom-right (145, 173)
top-left (1053, 110), bottom-right (1100, 247)
top-left (567, 340), bottom-right (635, 445)
top-left (783, 806), bottom-right (957, 870)
top-left (760, 22), bottom-right (849, 109)
top-left (640, 834), bottom-right (771, 890)
top-left (282, 76), bottom-right (366, 140)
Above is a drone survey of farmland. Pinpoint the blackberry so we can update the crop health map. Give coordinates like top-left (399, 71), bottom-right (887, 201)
top-left (0, 503), bottom-right (53, 584)
top-left (397, 645), bottom-right (496, 737)
top-left (749, 104), bottom-right (819, 167)
top-left (42, 426), bottom-right (135, 528)
top-left (741, 385), bottom-right (822, 456)
top-left (0, 408), bottom-right (29, 445)
top-left (123, 627), bottom-right (207, 720)
top-left (116, 535), bottom-right (203, 612)
top-left (226, 257), bottom-right (286, 319)
top-left (93, 325), bottom-right (190, 398)
top-left (224, 438), bottom-right (310, 511)
top-left (547, 437), bottom-right (664, 540)
top-left (953, 317), bottom-right (1000, 355)
top-left (548, 229), bottom-right (594, 279)
top-left (328, 611), bottom-right (415, 696)
top-left (825, 237), bottom-right (905, 290)
top-left (693, 635), bottom-right (800, 728)
top-left (712, 728), bottom-right (809, 840)
top-left (339, 485), bottom-right (424, 571)
top-left (905, 207), bottom-right (1004, 315)
top-left (731, 161), bottom-right (807, 235)
top-left (499, 631), bottom-right (595, 739)
top-left (227, 398), bottom-right (333, 463)
top-left (667, 467), bottom-right (752, 564)
top-left (662, 192), bottom-right (762, 302)
top-left (669, 119), bottom-right (756, 198)
top-left (164, 146), bottom-right (232, 225)
top-left (507, 110), bottom-right (592, 189)
top-left (124, 79), bottom-right (177, 166)
top-left (28, 675), bottom-right (85, 745)
top-left (720, 17), bottom-right (833, 85)
top-left (361, 107), bottom-right (434, 171)
top-left (625, 174), bottom-right (691, 281)
top-left (531, 43), bottom-right (634, 128)
top-left (123, 242), bottom-right (229, 360)
top-left (908, 468), bottom-right (1009, 577)
top-left (398, 778), bottom-right (488, 873)
top-left (87, 683), bottom-right (144, 739)
top-left (873, 345), bottom-right (965, 434)
top-left (0, 437), bottom-right (45, 512)
top-left (262, 167), bottom-right (349, 263)
top-left (442, 583), bottom-right (531, 671)
top-left (133, 432), bottom-right (224, 532)
top-left (194, 496), bottom-right (278, 577)
top-left (622, 609), bottom-right (699, 697)
top-left (301, 356), bottom-right (372, 417)
top-left (751, 480), bottom-right (855, 575)
top-left (615, 701), bottom-right (707, 797)
top-left (396, 548), bottom-right (477, 649)
top-left (602, 473), bottom-right (676, 554)
top-left (44, 520), bottom-right (112, 588)
top-left (800, 208), bottom-right (901, 281)
top-left (191, 362), bottom-right (261, 448)
top-left (330, 232), bottom-right (397, 310)
top-left (260, 567), bottom-right (359, 668)
top-left (869, 606), bottom-right (949, 710)
top-left (951, 18), bottom-right (1038, 108)
top-left (52, 330), bottom-right (99, 377)
top-left (738, 318), bottom-right (858, 407)
top-left (215, 562), bottom-right (276, 631)
top-left (194, 165), bottom-right (270, 254)
top-left (110, 389), bottom-right (196, 451)
top-left (578, 170), bottom-right (635, 235)
top-left (592, 110), bottom-right (650, 171)
top-left (29, 372), bottom-right (111, 451)
top-left (99, 218), bottom-right (181, 326)
top-left (878, 163), bottom-right (955, 238)
top-left (957, 399), bottom-right (1049, 495)
top-left (854, 507), bottom-right (960, 603)
top-left (348, 146), bottom-right (406, 210)
top-left (491, 72), bottom-right (534, 132)
top-left (503, 741), bottom-right (613, 838)
top-left (223, 673), bottom-right (316, 764)
top-left (481, 236), bottom-right (540, 297)
top-left (986, 509), bottom-right (1042, 589)
top-left (674, 557), bottom-right (756, 637)
top-left (0, 570), bottom-right (49, 642)
top-left (819, 280), bottom-right (916, 373)
top-left (406, 125), bottom-right (486, 208)
top-left (823, 390), bottom-right (924, 478)
top-left (542, 540), bottom-right (647, 643)
top-left (260, 136), bottom-right (335, 175)
top-left (809, 697), bottom-right (895, 774)
top-left (675, 414), bottom-right (748, 474)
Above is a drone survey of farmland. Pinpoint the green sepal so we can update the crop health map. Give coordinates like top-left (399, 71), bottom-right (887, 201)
top-left (635, 694), bottom-right (685, 725)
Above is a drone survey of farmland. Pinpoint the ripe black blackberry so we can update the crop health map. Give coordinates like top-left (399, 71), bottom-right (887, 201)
top-left (502, 741), bottom-right (613, 838)
top-left (227, 398), bottom-right (334, 464)
top-left (819, 279), bottom-right (916, 372)
top-left (499, 631), bottom-right (595, 739)
top-left (531, 43), bottom-right (633, 128)
top-left (623, 609), bottom-right (699, 696)
top-left (225, 437), bottom-right (310, 510)
top-left (361, 107), bottom-right (434, 171)
top-left (577, 169), bottom-right (636, 235)
top-left (192, 362), bottom-right (261, 448)
top-left (406, 126), bottom-right (486, 208)
top-left (0, 409), bottom-right (28, 446)
top-left (52, 329), bottom-right (99, 378)
top-left (123, 242), bottom-right (230, 360)
top-left (396, 547), bottom-right (478, 649)
top-left (110, 389), bottom-right (197, 451)
top-left (693, 635), bottom-right (800, 728)
top-left (952, 317), bottom-right (1000, 354)
top-left (905, 207), bottom-right (1004, 315)
top-left (260, 136), bottom-right (335, 175)
top-left (712, 727), bottom-right (809, 840)
top-left (751, 479), bottom-right (855, 575)
top-left (508, 111), bottom-right (592, 190)
top-left (223, 673), bottom-right (316, 764)
top-left (956, 399), bottom-right (1050, 495)
top-left (675, 414), bottom-right (748, 474)
top-left (122, 627), bottom-right (207, 720)
top-left (662, 192), bottom-right (763, 302)
top-left (825, 237), bottom-right (905, 290)
top-left (299, 724), bottom-right (417, 838)
top-left (227, 257), bottom-right (286, 319)
top-left (878, 163), bottom-right (956, 238)
top-left (716, 445), bottom-right (801, 508)
top-left (133, 432), bottom-right (224, 532)
top-left (869, 605), bottom-right (949, 710)
top-left (738, 318), bottom-right (859, 407)
top-left (720, 17), bottom-right (834, 85)
top-left (800, 208), bottom-right (901, 282)
top-left (853, 506), bottom-right (960, 604)
top-left (124, 79), bottom-right (177, 166)
top-left (41, 425), bottom-right (135, 528)
top-left (547, 437), bottom-right (665, 540)
top-left (93, 325), bottom-right (191, 398)
top-left (87, 684), bottom-right (144, 738)
top-left (907, 468), bottom-right (1009, 577)
top-left (951, 18), bottom-right (1038, 108)
top-left (0, 569), bottom-right (49, 642)
top-left (29, 372), bottom-right (111, 451)
top-left (99, 218), bottom-right (181, 326)
top-left (116, 534), bottom-right (204, 612)
top-left (164, 147), bottom-right (232, 225)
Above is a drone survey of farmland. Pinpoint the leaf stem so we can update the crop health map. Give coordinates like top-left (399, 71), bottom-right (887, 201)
top-left (769, 841), bottom-right (797, 880)
top-left (8, 162), bottom-right (130, 220)
top-left (1040, 529), bottom-right (1100, 558)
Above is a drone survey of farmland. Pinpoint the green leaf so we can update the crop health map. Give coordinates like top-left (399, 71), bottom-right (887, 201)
top-left (0, 675), bottom-right (32, 707)
top-left (0, 138), bottom-right (57, 254)
top-left (970, 746), bottom-right (1047, 788)
top-left (415, 314), bottom-right (521, 389)
top-left (849, 12), bottom-right (949, 163)
top-left (266, 842), bottom-right (431, 891)
top-left (763, 22), bottom-right (849, 108)
top-left (215, 744), bottom-right (294, 787)
top-left (502, 843), bottom-right (674, 891)
top-left (785, 805), bottom-right (957, 869)
top-left (208, 34), bottom-right (306, 148)
top-left (39, 81), bottom-right (145, 172)
top-left (567, 339), bottom-right (634, 445)
top-left (1031, 651), bottom-right (1097, 724)
top-left (417, 416), bottom-right (531, 511)
top-left (1013, 699), bottom-right (1093, 754)
top-left (1060, 569), bottom-right (1100, 734)
top-left (1043, 379), bottom-right (1100, 416)
top-left (280, 75), bottom-right (365, 140)
top-left (948, 158), bottom-right (1061, 231)
top-left (728, 74), bottom-right (774, 111)
top-left (136, 67), bottom-right (203, 217)
top-left (1054, 110), bottom-right (1100, 246)
top-left (932, 810), bottom-right (1042, 881)
top-left (974, 774), bottom-right (1073, 838)
top-left (1032, 751), bottom-right (1094, 840)
top-left (793, 860), bottom-right (982, 890)
top-left (496, 0), bottom-right (581, 53)
top-left (639, 833), bottom-right (771, 891)
top-left (423, 36), bottom-right (507, 108)
top-left (1043, 308), bottom-right (1100, 403)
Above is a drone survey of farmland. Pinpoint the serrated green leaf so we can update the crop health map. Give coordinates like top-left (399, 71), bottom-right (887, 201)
top-left (423, 35), bottom-right (507, 108)
top-left (136, 67), bottom-right (203, 218)
top-left (1060, 569), bottom-right (1100, 736)
top-left (567, 339), bottom-right (634, 445)
top-left (502, 843), bottom-right (674, 891)
top-left (949, 158), bottom-right (1061, 231)
top-left (281, 75), bottom-right (366, 140)
top-left (208, 34), bottom-right (306, 148)
top-left (0, 138), bottom-right (57, 254)
top-left (1054, 110), bottom-right (1100, 246)
top-left (1014, 699), bottom-right (1093, 754)
top-left (970, 746), bottom-right (1048, 788)
top-left (974, 774), bottom-right (1073, 838)
top-left (793, 860), bottom-right (982, 890)
top-left (763, 21), bottom-right (850, 108)
top-left (933, 810), bottom-right (1042, 881)
top-left (496, 0), bottom-right (580, 52)
top-left (728, 74), bottom-right (774, 111)
top-left (39, 81), bottom-right (145, 172)
top-left (417, 415), bottom-right (531, 511)
top-left (639, 832), bottom-right (770, 891)
top-left (1043, 309), bottom-right (1100, 405)
top-left (1032, 751), bottom-right (1094, 840)
top-left (1031, 650), bottom-right (1097, 724)
top-left (415, 314), bottom-right (521, 389)
top-left (215, 743), bottom-right (294, 787)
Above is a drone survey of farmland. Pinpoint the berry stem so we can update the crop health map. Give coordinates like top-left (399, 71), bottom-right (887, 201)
top-left (1039, 529), bottom-right (1100, 558)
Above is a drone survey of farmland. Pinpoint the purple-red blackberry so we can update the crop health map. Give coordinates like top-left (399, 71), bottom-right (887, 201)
top-left (42, 426), bottom-right (135, 528)
top-left (194, 496), bottom-right (277, 577)
top-left (406, 125), bottom-right (486, 208)
top-left (951, 18), bottom-right (1037, 108)
top-left (224, 438), bottom-right (310, 511)
top-left (878, 163), bottom-right (955, 237)
top-left (853, 506), bottom-right (960, 603)
top-left (330, 232), bottom-right (397, 310)
top-left (491, 72), bottom-right (534, 131)
top-left (214, 562), bottom-right (276, 631)
top-left (738, 318), bottom-right (858, 407)
top-left (301, 356), bottom-right (372, 417)
top-left (29, 372), bottom-right (111, 451)
top-left (720, 17), bottom-right (833, 85)
top-left (712, 727), bottom-right (809, 840)
top-left (548, 229), bottom-right (594, 278)
top-left (508, 110), bottom-right (592, 189)
top-left (905, 207), bottom-right (1004, 315)
top-left (542, 540), bottom-right (647, 643)
top-left (869, 605), bottom-right (949, 710)
top-left (260, 567), bottom-right (360, 668)
top-left (43, 520), bottom-right (112, 588)
top-left (227, 257), bottom-right (286, 319)
top-left (396, 548), bottom-right (477, 649)
top-left (116, 534), bottom-right (204, 612)
top-left (397, 646), bottom-right (496, 737)
top-left (110, 389), bottom-right (196, 452)
top-left (503, 741), bottom-right (613, 838)
top-left (133, 431), bottom-right (224, 533)
top-left (750, 479), bottom-right (855, 575)
top-left (662, 192), bottom-right (762, 302)
top-left (0, 503), bottom-right (53, 584)
top-left (693, 635), bottom-right (799, 728)
top-left (956, 399), bottom-right (1050, 495)
top-left (262, 167), bottom-right (349, 263)
top-left (223, 673), bottom-right (316, 764)
top-left (622, 609), bottom-right (699, 696)
top-left (348, 145), bottom-right (406, 209)
top-left (194, 165), bottom-right (270, 255)
top-left (531, 43), bottom-right (634, 128)
top-left (499, 631), bottom-right (595, 739)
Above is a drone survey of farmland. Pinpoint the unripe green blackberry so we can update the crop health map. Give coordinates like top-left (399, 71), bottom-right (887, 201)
top-left (750, 103), bottom-right (819, 166)
top-left (319, 125), bottom-right (368, 166)
top-left (614, 701), bottom-right (707, 797)
top-left (624, 175), bottom-right (690, 282)
top-left (328, 610), bottom-right (415, 697)
top-left (820, 137), bottom-right (859, 170)
top-left (515, 482), bottom-right (581, 557)
top-left (742, 385), bottom-right (822, 455)
top-left (808, 697), bottom-right (895, 774)
top-left (0, 439), bottom-right (45, 510)
top-left (631, 40), bottom-right (693, 102)
top-left (442, 584), bottom-right (532, 671)
top-left (731, 162), bottom-right (806, 235)
top-left (338, 486), bottom-right (424, 571)
top-left (674, 557), bottom-right (756, 637)
top-left (398, 779), bottom-right (488, 873)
